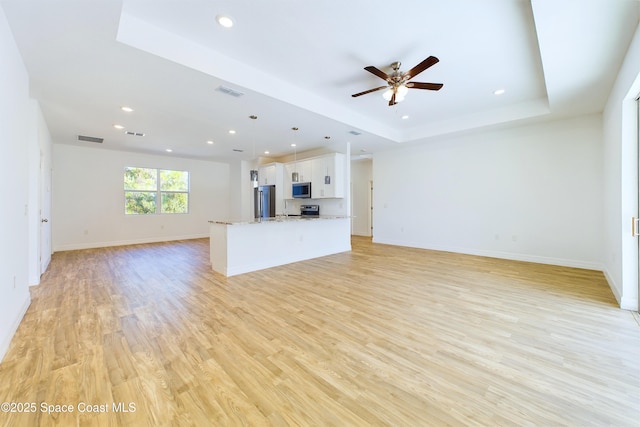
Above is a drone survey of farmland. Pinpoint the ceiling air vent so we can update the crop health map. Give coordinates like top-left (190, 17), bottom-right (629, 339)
top-left (232, 149), bottom-right (244, 152)
top-left (215, 85), bottom-right (245, 98)
top-left (124, 131), bottom-right (145, 137)
top-left (348, 130), bottom-right (362, 136)
top-left (78, 135), bottom-right (103, 143)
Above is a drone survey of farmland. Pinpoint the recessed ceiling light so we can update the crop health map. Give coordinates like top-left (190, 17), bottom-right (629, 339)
top-left (113, 124), bottom-right (124, 129)
top-left (401, 115), bottom-right (409, 120)
top-left (228, 130), bottom-right (236, 134)
top-left (493, 89), bottom-right (506, 95)
top-left (207, 140), bottom-right (214, 145)
top-left (264, 151), bottom-right (270, 154)
top-left (291, 143), bottom-right (297, 147)
top-left (166, 149), bottom-right (173, 152)
top-left (121, 106), bottom-right (133, 112)
top-left (216, 15), bottom-right (233, 28)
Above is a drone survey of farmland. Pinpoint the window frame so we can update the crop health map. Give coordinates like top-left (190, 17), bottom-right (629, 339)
top-left (124, 167), bottom-right (190, 215)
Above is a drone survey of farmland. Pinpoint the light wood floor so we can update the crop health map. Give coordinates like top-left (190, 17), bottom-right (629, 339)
top-left (0, 237), bottom-right (638, 426)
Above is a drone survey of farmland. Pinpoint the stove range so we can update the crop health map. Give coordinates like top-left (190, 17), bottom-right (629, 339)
top-left (300, 204), bottom-right (319, 217)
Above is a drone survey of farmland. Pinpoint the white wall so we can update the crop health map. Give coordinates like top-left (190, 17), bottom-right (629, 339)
top-left (52, 144), bottom-right (231, 251)
top-left (0, 6), bottom-right (33, 361)
top-left (373, 114), bottom-right (603, 270)
top-left (603, 22), bottom-right (640, 310)
top-left (351, 158), bottom-right (372, 236)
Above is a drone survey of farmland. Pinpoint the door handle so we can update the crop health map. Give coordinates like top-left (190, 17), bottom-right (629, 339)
top-left (41, 218), bottom-right (48, 223)
top-left (633, 217), bottom-right (640, 237)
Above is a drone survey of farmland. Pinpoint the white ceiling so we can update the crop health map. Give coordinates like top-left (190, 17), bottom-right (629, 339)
top-left (1, 0), bottom-right (638, 161)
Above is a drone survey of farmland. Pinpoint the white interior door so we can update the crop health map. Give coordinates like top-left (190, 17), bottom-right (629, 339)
top-left (40, 150), bottom-right (52, 273)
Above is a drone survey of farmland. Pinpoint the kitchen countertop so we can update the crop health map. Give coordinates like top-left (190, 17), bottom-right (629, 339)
top-left (209, 215), bottom-right (349, 226)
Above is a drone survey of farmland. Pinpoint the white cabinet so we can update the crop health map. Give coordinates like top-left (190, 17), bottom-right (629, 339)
top-left (283, 153), bottom-right (345, 200)
top-left (294, 159), bottom-right (313, 183)
top-left (311, 153), bottom-right (345, 199)
top-left (258, 164), bottom-right (277, 186)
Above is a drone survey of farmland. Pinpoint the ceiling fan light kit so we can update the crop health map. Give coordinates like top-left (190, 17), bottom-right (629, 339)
top-left (352, 56), bottom-right (443, 106)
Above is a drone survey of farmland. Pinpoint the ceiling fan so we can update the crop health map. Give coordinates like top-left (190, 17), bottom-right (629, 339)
top-left (351, 56), bottom-right (443, 106)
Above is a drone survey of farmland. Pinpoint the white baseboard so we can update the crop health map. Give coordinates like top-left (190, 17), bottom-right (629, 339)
top-left (53, 233), bottom-right (208, 252)
top-left (351, 231), bottom-right (372, 237)
top-left (602, 267), bottom-right (622, 304)
top-left (0, 293), bottom-right (31, 364)
top-left (372, 238), bottom-right (603, 271)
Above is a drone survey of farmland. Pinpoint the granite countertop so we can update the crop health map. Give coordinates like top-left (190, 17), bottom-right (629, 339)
top-left (209, 215), bottom-right (349, 225)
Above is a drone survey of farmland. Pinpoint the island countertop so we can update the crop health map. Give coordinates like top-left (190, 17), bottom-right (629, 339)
top-left (208, 215), bottom-right (349, 226)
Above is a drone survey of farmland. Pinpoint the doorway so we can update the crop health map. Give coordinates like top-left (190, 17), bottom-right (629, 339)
top-left (39, 148), bottom-right (52, 274)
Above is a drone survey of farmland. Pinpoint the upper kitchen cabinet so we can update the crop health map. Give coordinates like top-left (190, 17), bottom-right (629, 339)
top-left (311, 153), bottom-right (345, 199)
top-left (293, 159), bottom-right (313, 183)
top-left (258, 163), bottom-right (283, 186)
top-left (283, 153), bottom-right (345, 199)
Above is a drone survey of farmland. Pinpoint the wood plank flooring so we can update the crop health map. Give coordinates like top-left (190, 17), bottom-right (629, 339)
top-left (0, 237), bottom-right (638, 426)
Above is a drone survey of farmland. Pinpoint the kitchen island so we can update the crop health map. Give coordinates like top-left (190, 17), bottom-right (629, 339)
top-left (209, 216), bottom-right (351, 276)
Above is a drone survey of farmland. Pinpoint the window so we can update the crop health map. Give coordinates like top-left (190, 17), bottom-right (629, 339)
top-left (124, 167), bottom-right (189, 215)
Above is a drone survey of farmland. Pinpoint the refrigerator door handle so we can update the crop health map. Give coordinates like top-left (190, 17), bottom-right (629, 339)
top-left (259, 190), bottom-right (263, 217)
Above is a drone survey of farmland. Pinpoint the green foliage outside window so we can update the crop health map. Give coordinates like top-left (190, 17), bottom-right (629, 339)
top-left (161, 193), bottom-right (188, 213)
top-left (125, 191), bottom-right (157, 214)
top-left (124, 167), bottom-right (156, 191)
top-left (160, 170), bottom-right (189, 192)
top-left (124, 167), bottom-right (189, 215)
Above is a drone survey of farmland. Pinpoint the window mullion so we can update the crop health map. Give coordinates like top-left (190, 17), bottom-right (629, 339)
top-left (156, 169), bottom-right (161, 214)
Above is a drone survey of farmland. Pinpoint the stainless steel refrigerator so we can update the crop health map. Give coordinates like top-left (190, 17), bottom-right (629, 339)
top-left (254, 185), bottom-right (275, 218)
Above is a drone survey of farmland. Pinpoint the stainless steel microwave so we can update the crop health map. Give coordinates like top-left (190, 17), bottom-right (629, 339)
top-left (292, 182), bottom-right (311, 198)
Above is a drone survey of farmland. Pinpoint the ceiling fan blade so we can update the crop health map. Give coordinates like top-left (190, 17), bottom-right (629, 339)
top-left (351, 86), bottom-right (388, 97)
top-left (406, 82), bottom-right (444, 91)
top-left (405, 56), bottom-right (439, 80)
top-left (388, 92), bottom-right (396, 106)
top-left (364, 66), bottom-right (390, 80)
